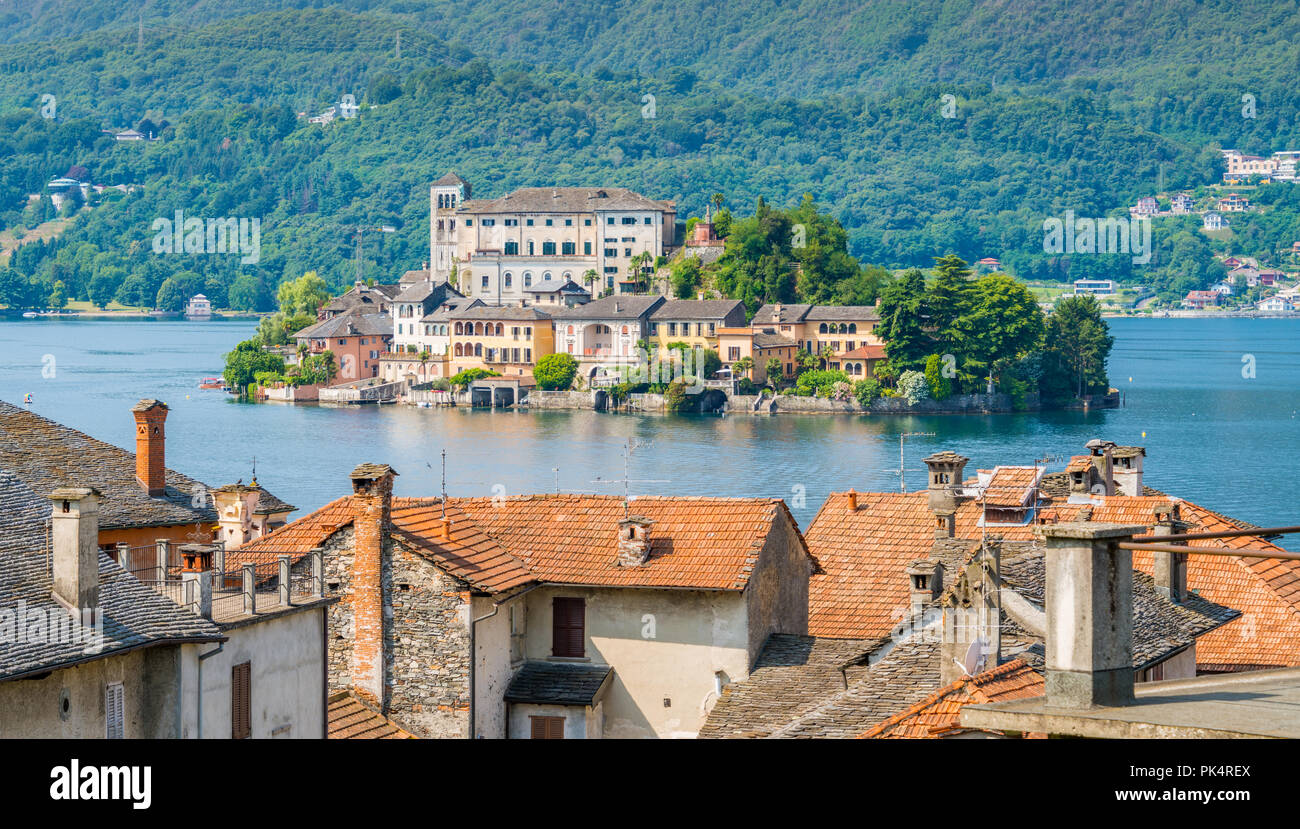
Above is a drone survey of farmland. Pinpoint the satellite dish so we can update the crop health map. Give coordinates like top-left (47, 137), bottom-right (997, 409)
top-left (962, 637), bottom-right (986, 677)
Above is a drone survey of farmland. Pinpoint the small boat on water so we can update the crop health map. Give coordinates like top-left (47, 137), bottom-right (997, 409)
top-left (198, 377), bottom-right (228, 390)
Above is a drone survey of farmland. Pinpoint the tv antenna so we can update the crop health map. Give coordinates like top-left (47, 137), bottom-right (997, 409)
top-left (591, 439), bottom-right (669, 516)
top-left (895, 432), bottom-right (936, 493)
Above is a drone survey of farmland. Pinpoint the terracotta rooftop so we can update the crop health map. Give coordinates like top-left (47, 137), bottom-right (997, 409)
top-left (327, 692), bottom-right (417, 739)
top-left (860, 659), bottom-right (1045, 738)
top-left (458, 186), bottom-right (673, 215)
top-left (979, 466), bottom-right (1042, 508)
top-left (232, 493), bottom-right (810, 594)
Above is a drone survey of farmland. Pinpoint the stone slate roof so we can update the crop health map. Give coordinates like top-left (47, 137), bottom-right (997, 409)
top-left (523, 279), bottom-right (590, 295)
top-left (549, 294), bottom-right (665, 321)
top-left (458, 186), bottom-right (672, 215)
top-left (804, 305), bottom-right (881, 322)
top-left (0, 401), bottom-right (294, 529)
top-left (0, 470), bottom-right (222, 681)
top-left (449, 305), bottom-right (552, 321)
top-left (1, 401), bottom-right (211, 530)
top-left (698, 634), bottom-right (885, 738)
top-left (503, 661), bottom-right (612, 706)
top-left (394, 280), bottom-right (461, 305)
top-left (423, 298), bottom-right (483, 323)
top-left (750, 304), bottom-right (813, 324)
top-left (650, 299), bottom-right (746, 323)
top-left (752, 331), bottom-right (798, 348)
top-left (998, 543), bottom-right (1240, 671)
top-left (327, 691), bottom-right (417, 739)
top-left (432, 171), bottom-right (469, 188)
top-left (294, 313), bottom-right (393, 339)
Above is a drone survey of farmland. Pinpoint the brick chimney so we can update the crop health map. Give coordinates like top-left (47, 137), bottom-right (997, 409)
top-left (131, 399), bottom-right (169, 496)
top-left (49, 487), bottom-right (101, 616)
top-left (349, 463), bottom-right (398, 707)
top-left (1151, 503), bottom-right (1187, 604)
top-left (616, 515), bottom-right (655, 567)
top-left (1039, 522), bottom-right (1145, 709)
top-left (923, 451), bottom-right (969, 538)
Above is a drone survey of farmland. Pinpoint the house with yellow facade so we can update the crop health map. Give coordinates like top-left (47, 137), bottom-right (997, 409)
top-left (646, 300), bottom-right (746, 353)
top-left (749, 303), bottom-right (882, 366)
top-left (449, 305), bottom-right (555, 381)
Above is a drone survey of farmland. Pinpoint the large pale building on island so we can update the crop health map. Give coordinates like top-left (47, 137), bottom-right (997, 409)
top-left (429, 172), bottom-right (676, 305)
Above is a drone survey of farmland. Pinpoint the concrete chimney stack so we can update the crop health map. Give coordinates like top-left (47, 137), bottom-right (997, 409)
top-left (1039, 522), bottom-right (1145, 709)
top-left (131, 399), bottom-right (169, 496)
top-left (349, 463), bottom-right (398, 708)
top-left (1151, 503), bottom-right (1187, 604)
top-left (49, 487), bottom-right (101, 615)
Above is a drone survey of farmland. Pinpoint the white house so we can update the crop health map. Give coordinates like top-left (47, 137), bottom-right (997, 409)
top-left (1203, 212), bottom-right (1226, 231)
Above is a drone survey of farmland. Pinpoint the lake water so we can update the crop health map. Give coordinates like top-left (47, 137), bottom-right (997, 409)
top-left (1, 316), bottom-right (1297, 547)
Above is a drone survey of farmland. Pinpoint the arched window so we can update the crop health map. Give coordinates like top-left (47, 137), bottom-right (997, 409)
top-left (567, 325), bottom-right (574, 335)
top-left (849, 323), bottom-right (857, 334)
top-left (621, 325), bottom-right (629, 335)
top-left (474, 343), bottom-right (482, 357)
top-left (543, 272), bottom-right (552, 282)
top-left (496, 323), bottom-right (504, 336)
top-left (454, 322), bottom-right (463, 335)
top-left (819, 323), bottom-right (828, 333)
top-left (524, 272), bottom-right (532, 287)
top-left (454, 343), bottom-right (463, 357)
top-left (504, 273), bottom-right (513, 288)
top-left (472, 322), bottom-right (480, 335)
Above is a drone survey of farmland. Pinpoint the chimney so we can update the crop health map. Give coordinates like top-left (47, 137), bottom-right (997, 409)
top-left (906, 559), bottom-right (942, 621)
top-left (1039, 522), bottom-right (1145, 709)
top-left (940, 544), bottom-right (1001, 685)
top-left (131, 399), bottom-right (169, 496)
top-left (1085, 439), bottom-right (1116, 495)
top-left (1111, 446), bottom-right (1146, 497)
top-left (772, 303), bottom-right (782, 319)
top-left (349, 463), bottom-right (398, 707)
top-left (846, 489), bottom-right (858, 511)
top-left (49, 487), bottom-right (101, 616)
top-left (923, 451), bottom-right (969, 538)
top-left (616, 515), bottom-right (655, 567)
top-left (213, 484), bottom-right (259, 549)
top-left (1151, 503), bottom-right (1187, 603)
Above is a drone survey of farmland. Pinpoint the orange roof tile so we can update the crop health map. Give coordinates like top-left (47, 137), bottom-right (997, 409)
top-left (1066, 455), bottom-right (1092, 474)
top-left (327, 691), bottom-right (417, 739)
top-left (232, 493), bottom-right (807, 593)
top-left (456, 495), bottom-right (809, 591)
top-left (1132, 500), bottom-right (1300, 670)
top-left (860, 659), bottom-right (1044, 738)
top-left (980, 466), bottom-right (1041, 508)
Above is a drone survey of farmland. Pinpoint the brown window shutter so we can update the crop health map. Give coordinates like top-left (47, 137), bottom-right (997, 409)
top-left (552, 597), bottom-right (585, 658)
top-left (530, 716), bottom-right (565, 739)
top-left (232, 661), bottom-right (251, 739)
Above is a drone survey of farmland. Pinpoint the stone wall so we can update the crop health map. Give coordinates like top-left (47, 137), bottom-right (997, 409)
top-left (763, 391), bottom-right (1038, 415)
top-left (526, 390), bottom-right (598, 409)
top-left (298, 525), bottom-right (473, 739)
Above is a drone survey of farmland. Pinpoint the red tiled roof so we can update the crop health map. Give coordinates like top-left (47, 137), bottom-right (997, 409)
top-left (328, 692), bottom-right (417, 739)
top-left (981, 466), bottom-right (1041, 508)
top-left (232, 493), bottom-right (808, 593)
top-left (840, 345), bottom-right (887, 360)
top-left (1065, 455), bottom-right (1092, 474)
top-left (859, 659), bottom-right (1044, 738)
top-left (456, 495), bottom-right (810, 591)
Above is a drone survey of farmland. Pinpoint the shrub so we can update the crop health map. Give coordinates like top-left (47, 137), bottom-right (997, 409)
top-left (534, 352), bottom-right (579, 390)
top-left (664, 379), bottom-right (692, 413)
top-left (924, 354), bottom-right (953, 400)
top-left (449, 367), bottom-right (501, 389)
top-left (897, 370), bottom-right (930, 405)
top-left (795, 368), bottom-right (850, 397)
top-left (853, 378), bottom-right (881, 407)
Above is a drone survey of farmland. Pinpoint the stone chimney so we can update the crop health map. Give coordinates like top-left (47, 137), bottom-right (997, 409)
top-left (906, 559), bottom-right (942, 621)
top-left (1085, 439), bottom-right (1116, 496)
top-left (131, 399), bottom-right (169, 496)
top-left (49, 487), bottom-right (101, 616)
top-left (616, 515), bottom-right (655, 567)
top-left (1151, 503), bottom-right (1187, 604)
top-left (939, 544), bottom-right (1001, 685)
top-left (1039, 522), bottom-right (1145, 709)
top-left (923, 451), bottom-right (969, 538)
top-left (349, 463), bottom-right (398, 707)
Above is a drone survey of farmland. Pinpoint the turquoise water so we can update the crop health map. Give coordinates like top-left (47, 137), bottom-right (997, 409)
top-left (1, 316), bottom-right (1297, 544)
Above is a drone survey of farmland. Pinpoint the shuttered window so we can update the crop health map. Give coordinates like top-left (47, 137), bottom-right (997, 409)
top-left (232, 661), bottom-right (251, 739)
top-left (105, 683), bottom-right (124, 739)
top-left (530, 716), bottom-right (565, 739)
top-left (552, 597), bottom-right (585, 657)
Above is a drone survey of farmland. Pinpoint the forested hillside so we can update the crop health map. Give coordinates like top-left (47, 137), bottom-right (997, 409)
top-left (1, 2), bottom-right (1299, 312)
